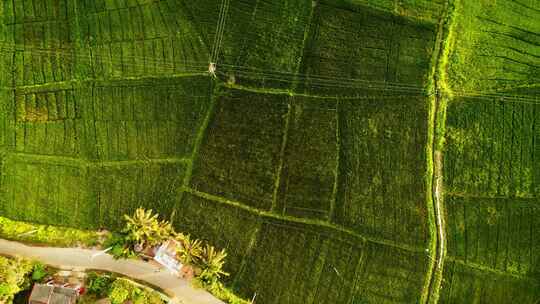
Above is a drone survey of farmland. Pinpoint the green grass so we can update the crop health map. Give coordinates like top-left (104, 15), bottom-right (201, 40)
top-left (190, 87), bottom-right (290, 211)
top-left (444, 98), bottom-right (538, 198)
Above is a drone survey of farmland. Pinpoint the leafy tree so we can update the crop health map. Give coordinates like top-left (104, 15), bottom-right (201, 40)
top-left (0, 257), bottom-right (34, 303)
top-left (87, 272), bottom-right (114, 297)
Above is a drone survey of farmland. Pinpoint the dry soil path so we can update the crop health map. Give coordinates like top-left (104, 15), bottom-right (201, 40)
top-left (0, 238), bottom-right (223, 304)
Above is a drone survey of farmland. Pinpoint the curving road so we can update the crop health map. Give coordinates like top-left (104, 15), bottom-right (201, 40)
top-left (0, 239), bottom-right (223, 304)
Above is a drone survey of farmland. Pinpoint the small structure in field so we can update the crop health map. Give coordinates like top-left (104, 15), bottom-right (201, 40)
top-left (154, 240), bottom-right (183, 276)
top-left (28, 283), bottom-right (81, 304)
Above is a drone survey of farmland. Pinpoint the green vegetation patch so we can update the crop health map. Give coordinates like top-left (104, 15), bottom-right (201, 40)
top-left (176, 0), bottom-right (223, 51)
top-left (351, 242), bottom-right (429, 304)
top-left (445, 195), bottom-right (540, 277)
top-left (0, 154), bottom-right (92, 228)
top-left (447, 0), bottom-right (540, 93)
top-left (217, 0), bottom-right (313, 89)
top-left (2, 0), bottom-right (76, 86)
top-left (233, 219), bottom-right (364, 303)
top-left (299, 1), bottom-right (437, 96)
top-left (89, 161), bottom-right (186, 230)
top-left (439, 260), bottom-right (540, 304)
top-left (191, 88), bottom-right (289, 211)
top-left (13, 88), bottom-right (82, 157)
top-left (0, 256), bottom-right (37, 303)
top-left (0, 76), bottom-right (211, 229)
top-left (231, 218), bottom-right (429, 304)
top-left (107, 277), bottom-right (166, 304)
top-left (0, 153), bottom-right (187, 230)
top-left (0, 216), bottom-right (105, 247)
top-left (444, 97), bottom-right (539, 198)
top-left (331, 0), bottom-right (445, 23)
top-left (82, 77), bottom-right (213, 161)
top-left (335, 95), bottom-right (429, 247)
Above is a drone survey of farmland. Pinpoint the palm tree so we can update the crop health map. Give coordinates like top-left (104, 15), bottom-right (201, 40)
top-left (198, 244), bottom-right (229, 286)
top-left (123, 208), bottom-right (173, 249)
top-left (175, 233), bottom-right (204, 265)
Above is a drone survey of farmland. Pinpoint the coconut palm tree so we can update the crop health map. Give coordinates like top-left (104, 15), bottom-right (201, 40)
top-left (198, 245), bottom-right (229, 286)
top-left (123, 208), bottom-right (173, 250)
top-left (175, 233), bottom-right (204, 265)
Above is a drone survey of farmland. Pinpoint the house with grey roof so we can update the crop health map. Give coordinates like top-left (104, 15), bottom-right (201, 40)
top-left (28, 283), bottom-right (79, 304)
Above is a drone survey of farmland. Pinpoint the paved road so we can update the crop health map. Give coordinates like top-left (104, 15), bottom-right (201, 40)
top-left (0, 239), bottom-right (223, 304)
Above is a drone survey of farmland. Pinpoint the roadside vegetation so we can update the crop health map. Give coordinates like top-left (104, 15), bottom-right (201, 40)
top-left (0, 216), bottom-right (109, 248)
top-left (83, 272), bottom-right (167, 304)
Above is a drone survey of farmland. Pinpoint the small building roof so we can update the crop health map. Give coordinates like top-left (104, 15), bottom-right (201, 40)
top-left (29, 284), bottom-right (78, 304)
top-left (29, 284), bottom-right (53, 304)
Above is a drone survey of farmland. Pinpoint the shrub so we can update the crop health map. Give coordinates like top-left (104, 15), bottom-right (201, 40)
top-left (108, 278), bottom-right (165, 304)
top-left (0, 216), bottom-right (106, 248)
top-left (87, 272), bottom-right (114, 297)
top-left (207, 283), bottom-right (251, 304)
top-left (108, 280), bottom-right (130, 304)
top-left (104, 233), bottom-right (137, 260)
top-left (31, 263), bottom-right (48, 282)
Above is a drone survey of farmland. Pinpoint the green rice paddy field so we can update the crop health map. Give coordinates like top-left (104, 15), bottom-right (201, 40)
top-left (0, 0), bottom-right (538, 303)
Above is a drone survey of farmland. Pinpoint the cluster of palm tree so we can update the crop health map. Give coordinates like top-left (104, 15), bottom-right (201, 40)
top-left (112, 208), bottom-right (229, 287)
top-left (175, 233), bottom-right (229, 285)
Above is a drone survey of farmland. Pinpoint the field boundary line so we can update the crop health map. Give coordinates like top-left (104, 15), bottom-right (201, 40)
top-left (270, 101), bottom-right (292, 212)
top-left (182, 81), bottom-right (216, 190)
top-left (445, 257), bottom-right (540, 282)
top-left (183, 187), bottom-right (426, 255)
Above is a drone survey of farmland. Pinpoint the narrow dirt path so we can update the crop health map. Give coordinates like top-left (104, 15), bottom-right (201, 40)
top-left (0, 239), bottom-right (223, 304)
top-left (425, 1), bottom-right (457, 302)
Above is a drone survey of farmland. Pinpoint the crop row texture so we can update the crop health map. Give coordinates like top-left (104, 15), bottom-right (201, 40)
top-left (1, 0), bottom-right (539, 303)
